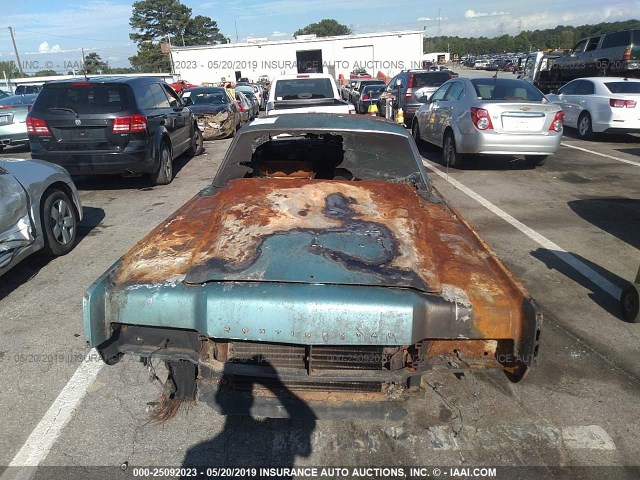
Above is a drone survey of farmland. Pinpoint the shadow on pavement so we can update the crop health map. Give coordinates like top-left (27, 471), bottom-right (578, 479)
top-left (531, 248), bottom-right (630, 321)
top-left (416, 144), bottom-right (535, 171)
top-left (568, 198), bottom-right (640, 250)
top-left (181, 359), bottom-right (317, 479)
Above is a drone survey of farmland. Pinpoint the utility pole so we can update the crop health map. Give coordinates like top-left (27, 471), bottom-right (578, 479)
top-left (8, 27), bottom-right (25, 77)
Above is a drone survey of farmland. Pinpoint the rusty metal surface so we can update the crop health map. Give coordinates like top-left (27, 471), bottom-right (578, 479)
top-left (109, 177), bottom-right (535, 360)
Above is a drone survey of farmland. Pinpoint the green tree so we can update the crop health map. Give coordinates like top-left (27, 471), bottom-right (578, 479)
top-left (34, 69), bottom-right (60, 77)
top-left (0, 61), bottom-right (19, 79)
top-left (129, 0), bottom-right (226, 72)
top-left (129, 42), bottom-right (171, 72)
top-left (294, 19), bottom-right (352, 37)
top-left (83, 52), bottom-right (110, 74)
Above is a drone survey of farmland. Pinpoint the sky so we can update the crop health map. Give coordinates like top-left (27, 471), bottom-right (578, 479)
top-left (0, 0), bottom-right (636, 72)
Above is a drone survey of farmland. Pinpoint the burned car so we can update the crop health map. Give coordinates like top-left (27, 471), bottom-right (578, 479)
top-left (182, 87), bottom-right (240, 140)
top-left (84, 114), bottom-right (541, 418)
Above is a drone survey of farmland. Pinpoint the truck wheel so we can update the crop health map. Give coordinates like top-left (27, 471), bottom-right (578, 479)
top-left (41, 189), bottom-right (78, 256)
top-left (443, 131), bottom-right (465, 168)
top-left (577, 112), bottom-right (593, 140)
top-left (620, 283), bottom-right (640, 323)
top-left (150, 142), bottom-right (173, 186)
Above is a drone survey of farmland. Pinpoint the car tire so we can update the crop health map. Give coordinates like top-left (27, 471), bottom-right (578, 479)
top-left (577, 112), bottom-right (593, 140)
top-left (150, 142), bottom-right (173, 186)
top-left (443, 131), bottom-right (465, 168)
top-left (188, 127), bottom-right (204, 156)
top-left (525, 155), bottom-right (548, 167)
top-left (411, 121), bottom-right (423, 147)
top-left (620, 283), bottom-right (640, 323)
top-left (41, 189), bottom-right (78, 257)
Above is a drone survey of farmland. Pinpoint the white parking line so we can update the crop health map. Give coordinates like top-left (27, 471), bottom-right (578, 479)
top-left (0, 350), bottom-right (104, 480)
top-left (561, 142), bottom-right (640, 168)
top-left (422, 160), bottom-right (622, 300)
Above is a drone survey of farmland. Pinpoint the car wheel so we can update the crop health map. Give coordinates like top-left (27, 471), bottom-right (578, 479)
top-left (411, 121), bottom-right (423, 147)
top-left (443, 131), bottom-right (465, 168)
top-left (188, 127), bottom-right (204, 156)
top-left (150, 142), bottom-right (173, 186)
top-left (620, 283), bottom-right (640, 323)
top-left (525, 155), bottom-right (548, 167)
top-left (41, 189), bottom-right (78, 256)
top-left (577, 112), bottom-right (593, 140)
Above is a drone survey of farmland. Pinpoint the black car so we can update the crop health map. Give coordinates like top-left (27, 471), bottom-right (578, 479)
top-left (27, 76), bottom-right (204, 185)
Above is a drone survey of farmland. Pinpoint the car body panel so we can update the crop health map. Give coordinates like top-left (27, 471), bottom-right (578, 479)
top-left (0, 158), bottom-right (83, 276)
top-left (546, 77), bottom-right (640, 134)
top-left (415, 77), bottom-right (563, 156)
top-left (182, 87), bottom-right (239, 140)
top-left (84, 114), bottom-right (541, 414)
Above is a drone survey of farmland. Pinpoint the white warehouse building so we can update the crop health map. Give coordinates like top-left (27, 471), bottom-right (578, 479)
top-left (171, 30), bottom-right (424, 85)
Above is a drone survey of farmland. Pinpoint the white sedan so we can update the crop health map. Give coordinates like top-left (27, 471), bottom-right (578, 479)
top-left (546, 77), bottom-right (640, 139)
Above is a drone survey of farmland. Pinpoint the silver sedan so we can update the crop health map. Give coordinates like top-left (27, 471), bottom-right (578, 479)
top-left (0, 94), bottom-right (39, 151)
top-left (412, 77), bottom-right (564, 167)
top-left (1, 158), bottom-right (83, 277)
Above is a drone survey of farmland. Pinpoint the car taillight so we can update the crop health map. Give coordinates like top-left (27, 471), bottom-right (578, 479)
top-left (362, 94), bottom-right (370, 100)
top-left (549, 111), bottom-right (564, 132)
top-left (26, 116), bottom-right (51, 135)
top-left (405, 74), bottom-right (414, 99)
top-left (237, 100), bottom-right (244, 112)
top-left (470, 107), bottom-right (493, 130)
top-left (112, 113), bottom-right (147, 133)
top-left (610, 98), bottom-right (636, 108)
top-left (623, 47), bottom-right (631, 61)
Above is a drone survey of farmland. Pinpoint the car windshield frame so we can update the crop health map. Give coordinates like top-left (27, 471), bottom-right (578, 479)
top-left (212, 128), bottom-right (432, 194)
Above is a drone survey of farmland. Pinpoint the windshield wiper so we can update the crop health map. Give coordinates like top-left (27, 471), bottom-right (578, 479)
top-left (47, 107), bottom-right (78, 117)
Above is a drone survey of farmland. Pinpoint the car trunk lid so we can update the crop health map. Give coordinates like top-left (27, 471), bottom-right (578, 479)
top-left (483, 102), bottom-right (557, 134)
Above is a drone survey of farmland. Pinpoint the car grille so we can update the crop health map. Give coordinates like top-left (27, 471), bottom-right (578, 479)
top-left (227, 342), bottom-right (385, 372)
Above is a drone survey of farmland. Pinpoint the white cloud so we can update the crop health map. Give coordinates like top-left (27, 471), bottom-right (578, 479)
top-left (271, 31), bottom-right (288, 37)
top-left (465, 10), bottom-right (510, 19)
top-left (417, 17), bottom-right (432, 22)
top-left (199, 2), bottom-right (216, 7)
top-left (38, 41), bottom-right (62, 54)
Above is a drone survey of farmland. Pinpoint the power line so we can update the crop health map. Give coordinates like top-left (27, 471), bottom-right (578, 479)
top-left (13, 27), bottom-right (125, 44)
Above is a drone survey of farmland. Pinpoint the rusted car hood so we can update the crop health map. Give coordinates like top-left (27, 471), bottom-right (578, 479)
top-left (114, 179), bottom-right (442, 292)
top-left (113, 178), bottom-right (527, 316)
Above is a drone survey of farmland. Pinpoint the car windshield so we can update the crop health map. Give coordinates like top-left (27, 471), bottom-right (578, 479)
top-left (188, 89), bottom-right (227, 105)
top-left (214, 129), bottom-right (430, 189)
top-left (471, 78), bottom-right (544, 101)
top-left (274, 78), bottom-right (334, 100)
top-left (36, 84), bottom-right (131, 113)
top-left (604, 82), bottom-right (640, 94)
top-left (413, 72), bottom-right (450, 88)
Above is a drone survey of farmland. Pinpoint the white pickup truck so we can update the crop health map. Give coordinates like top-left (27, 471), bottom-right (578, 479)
top-left (266, 73), bottom-right (356, 116)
